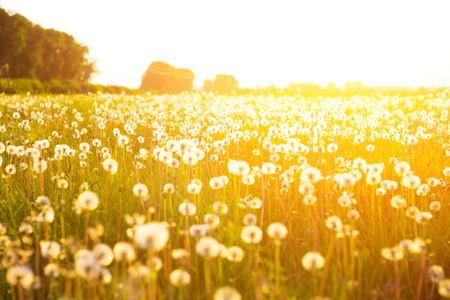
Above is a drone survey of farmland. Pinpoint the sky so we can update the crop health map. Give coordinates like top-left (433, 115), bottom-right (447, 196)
top-left (2, 0), bottom-right (450, 89)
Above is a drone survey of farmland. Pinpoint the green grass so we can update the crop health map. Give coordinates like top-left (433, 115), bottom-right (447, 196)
top-left (0, 92), bottom-right (449, 299)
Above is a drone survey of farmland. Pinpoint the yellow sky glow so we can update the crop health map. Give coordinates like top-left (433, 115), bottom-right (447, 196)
top-left (2, 0), bottom-right (450, 89)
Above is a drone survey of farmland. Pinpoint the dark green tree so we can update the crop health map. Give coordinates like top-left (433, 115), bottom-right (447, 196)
top-left (0, 8), bottom-right (91, 82)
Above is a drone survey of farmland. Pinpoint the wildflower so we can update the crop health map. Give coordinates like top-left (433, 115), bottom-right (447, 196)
top-left (36, 196), bottom-right (50, 206)
top-left (429, 265), bottom-right (445, 283)
top-left (213, 202), bottom-right (228, 214)
top-left (386, 181), bottom-right (398, 190)
top-left (381, 246), bottom-right (404, 261)
top-left (247, 197), bottom-right (262, 209)
top-left (267, 223), bottom-right (288, 240)
top-left (75, 252), bottom-right (101, 280)
top-left (229, 161), bottom-right (250, 176)
top-left (366, 172), bottom-right (381, 185)
top-left (428, 177), bottom-right (439, 187)
top-left (134, 222), bottom-right (169, 252)
top-left (394, 161), bottom-right (410, 176)
top-left (326, 216), bottom-right (343, 232)
top-left (443, 167), bottom-right (450, 177)
top-left (354, 135), bottom-right (365, 144)
top-left (327, 143), bottom-right (338, 153)
top-left (92, 139), bottom-right (102, 147)
top-left (6, 145), bottom-right (17, 155)
top-left (210, 177), bottom-right (224, 189)
top-left (376, 188), bottom-right (386, 196)
top-left (438, 279), bottom-right (450, 297)
top-left (243, 214), bottom-right (257, 226)
top-left (241, 225), bottom-right (263, 244)
top-left (398, 239), bottom-right (419, 253)
top-left (391, 195), bottom-right (407, 209)
top-left (261, 163), bottom-right (276, 174)
top-left (44, 263), bottom-right (59, 278)
top-left (406, 207), bottom-right (420, 219)
top-left (102, 159), bottom-right (118, 173)
top-left (5, 164), bottom-right (16, 175)
top-left (6, 265), bottom-right (34, 289)
top-left (148, 256), bottom-right (163, 272)
top-left (301, 167), bottom-right (321, 183)
top-left (183, 152), bottom-right (198, 166)
top-left (302, 252), bottom-right (325, 270)
top-left (415, 211), bottom-right (432, 224)
top-left (170, 269), bottom-right (191, 287)
top-left (57, 179), bottom-right (69, 189)
top-left (348, 210), bottom-right (360, 219)
top-left (163, 183), bottom-right (175, 194)
top-left (226, 246), bottom-right (245, 262)
top-left (430, 201), bottom-right (441, 212)
top-left (338, 194), bottom-right (352, 207)
top-left (113, 242), bottom-right (136, 262)
top-left (79, 142), bottom-right (90, 152)
top-left (299, 183), bottom-right (315, 195)
top-left (40, 241), bottom-right (61, 259)
top-left (242, 174), bottom-right (255, 185)
top-left (77, 191), bottom-right (99, 211)
top-left (33, 159), bottom-right (47, 174)
top-left (179, 202), bottom-right (196, 216)
top-left (338, 173), bottom-right (357, 187)
top-left (190, 224), bottom-right (209, 238)
top-left (133, 183), bottom-right (148, 197)
top-left (187, 182), bottom-right (201, 194)
top-left (204, 214), bottom-right (220, 229)
top-left (196, 237), bottom-right (221, 258)
top-left (100, 267), bottom-right (112, 284)
top-left (214, 286), bottom-right (242, 300)
top-left (401, 175), bottom-right (421, 189)
top-left (389, 157), bottom-right (398, 164)
top-left (303, 195), bottom-right (317, 205)
top-left (172, 249), bottom-right (190, 260)
top-left (352, 158), bottom-right (366, 169)
top-left (93, 244), bottom-right (114, 266)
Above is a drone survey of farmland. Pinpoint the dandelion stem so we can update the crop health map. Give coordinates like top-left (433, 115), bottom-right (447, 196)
top-left (416, 251), bottom-right (426, 300)
top-left (319, 234), bottom-right (336, 297)
top-left (205, 258), bottom-right (212, 300)
top-left (104, 174), bottom-right (110, 229)
top-left (394, 260), bottom-right (401, 300)
top-left (84, 211), bottom-right (90, 245)
top-left (275, 241), bottom-right (281, 292)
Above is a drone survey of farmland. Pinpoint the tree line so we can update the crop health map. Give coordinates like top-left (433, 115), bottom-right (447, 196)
top-left (140, 61), bottom-right (240, 95)
top-left (0, 7), bottom-right (92, 83)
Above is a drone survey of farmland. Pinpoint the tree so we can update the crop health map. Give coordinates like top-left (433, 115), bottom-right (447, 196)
top-left (0, 8), bottom-right (91, 82)
top-left (140, 61), bottom-right (194, 93)
top-left (201, 79), bottom-right (214, 92)
top-left (344, 81), bottom-right (364, 93)
top-left (214, 74), bottom-right (239, 94)
top-left (325, 82), bottom-right (341, 95)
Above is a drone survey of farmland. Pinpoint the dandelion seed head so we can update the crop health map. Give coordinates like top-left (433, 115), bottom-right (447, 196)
top-left (302, 252), bottom-right (325, 270)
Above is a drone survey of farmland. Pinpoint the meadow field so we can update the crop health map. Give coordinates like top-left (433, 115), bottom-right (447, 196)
top-left (0, 91), bottom-right (450, 300)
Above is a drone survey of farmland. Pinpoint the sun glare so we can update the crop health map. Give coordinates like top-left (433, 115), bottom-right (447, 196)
top-left (1, 0), bottom-right (450, 89)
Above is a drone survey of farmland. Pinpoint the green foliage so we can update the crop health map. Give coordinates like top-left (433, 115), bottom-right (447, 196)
top-left (0, 78), bottom-right (44, 93)
top-left (0, 78), bottom-right (137, 94)
top-left (0, 8), bottom-right (92, 82)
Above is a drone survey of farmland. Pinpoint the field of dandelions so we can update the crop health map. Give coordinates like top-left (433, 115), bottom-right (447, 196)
top-left (0, 92), bottom-right (450, 300)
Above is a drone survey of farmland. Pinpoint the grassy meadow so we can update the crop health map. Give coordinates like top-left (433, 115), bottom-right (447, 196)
top-left (0, 92), bottom-right (450, 299)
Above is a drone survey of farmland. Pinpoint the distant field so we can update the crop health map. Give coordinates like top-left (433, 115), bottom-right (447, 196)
top-left (0, 92), bottom-right (449, 299)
